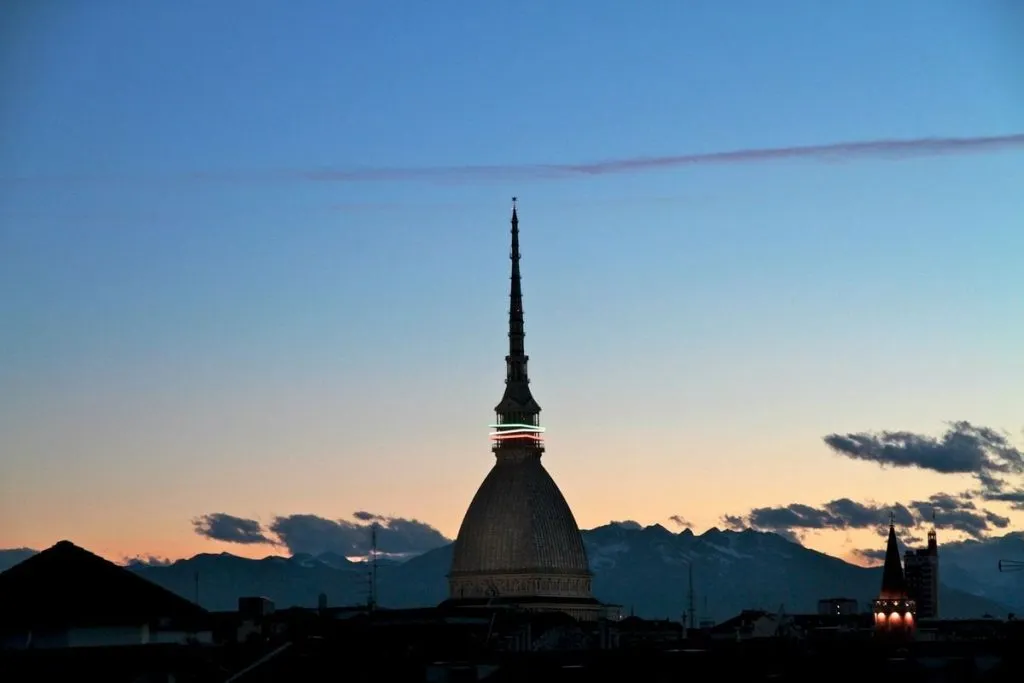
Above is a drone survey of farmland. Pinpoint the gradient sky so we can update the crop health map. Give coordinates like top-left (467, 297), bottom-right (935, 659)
top-left (2, 1), bottom-right (1023, 564)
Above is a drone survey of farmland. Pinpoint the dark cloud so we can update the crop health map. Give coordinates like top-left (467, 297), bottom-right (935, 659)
top-left (907, 492), bottom-right (975, 517)
top-left (725, 499), bottom-right (913, 538)
top-left (352, 511), bottom-right (386, 522)
top-left (823, 422), bottom-right (1024, 493)
top-left (825, 499), bottom-right (915, 531)
top-left (192, 513), bottom-right (276, 545)
top-left (851, 548), bottom-right (889, 564)
top-left (123, 555), bottom-right (173, 568)
top-left (721, 514), bottom-right (745, 529)
top-left (851, 530), bottom-right (922, 565)
top-left (611, 520), bottom-right (643, 530)
top-left (985, 510), bottom-right (1011, 529)
top-left (745, 503), bottom-right (838, 530)
top-left (723, 491), bottom-right (1008, 542)
top-left (191, 511), bottom-right (450, 557)
top-left (269, 513), bottom-right (449, 556)
top-left (982, 487), bottom-right (1024, 511)
top-left (668, 515), bottom-right (693, 529)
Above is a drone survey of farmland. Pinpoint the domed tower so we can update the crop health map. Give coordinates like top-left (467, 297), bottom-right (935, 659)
top-left (444, 199), bottom-right (601, 621)
top-left (872, 514), bottom-right (916, 636)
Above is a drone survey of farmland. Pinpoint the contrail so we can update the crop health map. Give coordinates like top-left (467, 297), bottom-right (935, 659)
top-left (300, 133), bottom-right (1024, 183)
top-left (3, 133), bottom-right (1022, 186)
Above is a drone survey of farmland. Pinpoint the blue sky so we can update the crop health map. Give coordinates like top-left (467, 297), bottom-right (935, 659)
top-left (1, 1), bottom-right (1022, 561)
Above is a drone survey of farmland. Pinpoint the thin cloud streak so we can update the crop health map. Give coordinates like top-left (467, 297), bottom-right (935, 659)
top-left (4, 134), bottom-right (1023, 187)
top-left (303, 133), bottom-right (1024, 183)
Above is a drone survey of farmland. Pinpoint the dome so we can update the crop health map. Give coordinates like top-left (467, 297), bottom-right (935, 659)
top-left (448, 450), bottom-right (592, 599)
top-left (444, 203), bottom-right (596, 612)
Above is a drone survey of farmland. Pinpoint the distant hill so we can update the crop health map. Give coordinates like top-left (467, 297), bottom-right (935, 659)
top-left (932, 532), bottom-right (1024, 612)
top-left (578, 523), bottom-right (1012, 620)
top-left (0, 548), bottom-right (38, 573)
top-left (4, 526), bottom-right (1018, 619)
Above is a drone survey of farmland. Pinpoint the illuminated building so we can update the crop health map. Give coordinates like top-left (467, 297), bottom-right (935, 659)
top-left (442, 200), bottom-right (602, 620)
top-left (872, 517), bottom-right (916, 636)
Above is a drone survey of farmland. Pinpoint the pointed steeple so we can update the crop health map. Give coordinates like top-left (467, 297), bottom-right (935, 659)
top-left (880, 515), bottom-right (907, 598)
top-left (507, 198), bottom-right (527, 371)
top-left (493, 198), bottom-right (542, 449)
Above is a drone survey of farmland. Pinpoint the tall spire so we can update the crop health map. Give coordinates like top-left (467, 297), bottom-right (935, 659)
top-left (508, 197), bottom-right (526, 367)
top-left (492, 198), bottom-right (542, 450)
top-left (880, 518), bottom-right (907, 598)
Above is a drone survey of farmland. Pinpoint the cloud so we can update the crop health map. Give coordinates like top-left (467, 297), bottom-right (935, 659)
top-left (823, 421), bottom-right (1024, 486)
top-left (668, 515), bottom-right (693, 529)
top-left (7, 134), bottom-right (1024, 187)
top-left (824, 421), bottom-right (1024, 511)
top-left (850, 530), bottom-right (924, 565)
top-left (254, 135), bottom-right (1024, 184)
top-left (610, 520), bottom-right (643, 530)
top-left (123, 555), bottom-right (173, 568)
top-left (726, 499), bottom-right (913, 536)
top-left (269, 513), bottom-right (450, 556)
top-left (352, 511), bottom-right (385, 522)
top-left (983, 487), bottom-right (1024, 511)
top-left (723, 491), bottom-right (1007, 542)
top-left (192, 513), bottom-right (276, 545)
top-left (190, 511), bottom-right (451, 557)
top-left (851, 547), bottom-right (897, 564)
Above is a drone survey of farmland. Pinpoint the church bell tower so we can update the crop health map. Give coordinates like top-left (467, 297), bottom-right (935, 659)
top-left (872, 514), bottom-right (916, 636)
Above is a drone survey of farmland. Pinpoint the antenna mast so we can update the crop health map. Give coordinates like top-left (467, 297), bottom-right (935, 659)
top-left (687, 564), bottom-right (696, 630)
top-left (368, 523), bottom-right (379, 611)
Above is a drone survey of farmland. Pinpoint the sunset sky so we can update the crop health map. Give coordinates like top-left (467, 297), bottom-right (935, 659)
top-left (2, 1), bottom-right (1023, 566)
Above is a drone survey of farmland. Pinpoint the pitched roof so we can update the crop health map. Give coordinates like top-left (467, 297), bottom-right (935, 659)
top-left (0, 540), bottom-right (209, 630)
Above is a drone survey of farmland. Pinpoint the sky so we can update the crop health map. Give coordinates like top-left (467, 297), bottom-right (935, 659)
top-left (1, 1), bottom-right (1023, 566)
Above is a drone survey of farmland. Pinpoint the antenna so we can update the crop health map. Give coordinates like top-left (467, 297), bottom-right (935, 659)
top-left (687, 564), bottom-right (696, 631)
top-left (999, 559), bottom-right (1024, 573)
top-left (368, 523), bottom-right (379, 611)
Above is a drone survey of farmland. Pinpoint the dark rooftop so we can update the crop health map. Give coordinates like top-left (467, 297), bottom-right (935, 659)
top-left (0, 540), bottom-right (209, 630)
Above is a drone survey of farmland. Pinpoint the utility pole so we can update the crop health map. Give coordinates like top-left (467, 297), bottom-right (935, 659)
top-left (687, 564), bottom-right (696, 631)
top-left (368, 523), bottom-right (379, 611)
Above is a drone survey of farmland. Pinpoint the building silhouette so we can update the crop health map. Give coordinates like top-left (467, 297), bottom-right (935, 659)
top-left (443, 200), bottom-right (602, 620)
top-left (0, 540), bottom-right (211, 649)
top-left (904, 523), bottom-right (939, 619)
top-left (872, 518), bottom-right (916, 636)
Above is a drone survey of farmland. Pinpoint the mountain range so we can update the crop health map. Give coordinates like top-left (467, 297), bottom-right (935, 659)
top-left (3, 524), bottom-right (1021, 621)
